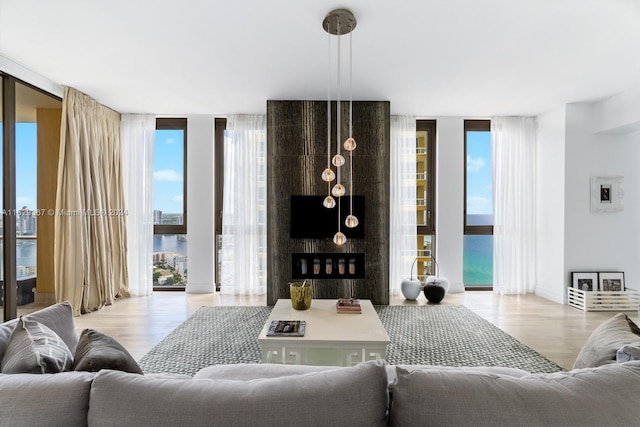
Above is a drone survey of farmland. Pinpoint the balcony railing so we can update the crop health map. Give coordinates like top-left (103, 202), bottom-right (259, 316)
top-left (0, 235), bottom-right (38, 306)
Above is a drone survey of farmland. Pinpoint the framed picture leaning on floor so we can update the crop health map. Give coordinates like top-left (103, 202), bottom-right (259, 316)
top-left (571, 272), bottom-right (598, 291)
top-left (599, 272), bottom-right (624, 292)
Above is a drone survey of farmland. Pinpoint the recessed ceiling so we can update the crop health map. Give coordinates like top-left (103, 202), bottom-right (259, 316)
top-left (1, 0), bottom-right (639, 117)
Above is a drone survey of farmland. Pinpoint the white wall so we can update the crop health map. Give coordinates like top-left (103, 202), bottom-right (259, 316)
top-left (535, 107), bottom-right (567, 303)
top-left (435, 117), bottom-right (465, 292)
top-left (592, 84), bottom-right (640, 134)
top-left (564, 103), bottom-right (640, 292)
top-left (185, 116), bottom-right (215, 293)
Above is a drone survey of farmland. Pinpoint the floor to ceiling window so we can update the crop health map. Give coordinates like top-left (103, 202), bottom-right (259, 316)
top-left (214, 118), bottom-right (225, 291)
top-left (464, 119), bottom-right (493, 288)
top-left (415, 120), bottom-right (436, 280)
top-left (153, 118), bottom-right (187, 290)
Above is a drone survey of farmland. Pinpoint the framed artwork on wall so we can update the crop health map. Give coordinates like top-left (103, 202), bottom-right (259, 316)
top-left (598, 272), bottom-right (624, 292)
top-left (571, 272), bottom-right (598, 291)
top-left (591, 176), bottom-right (623, 213)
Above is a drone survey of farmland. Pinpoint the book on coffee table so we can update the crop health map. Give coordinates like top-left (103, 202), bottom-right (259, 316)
top-left (336, 298), bottom-right (362, 314)
top-left (266, 320), bottom-right (306, 337)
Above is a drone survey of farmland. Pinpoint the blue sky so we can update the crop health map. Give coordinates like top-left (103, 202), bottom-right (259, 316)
top-left (154, 129), bottom-right (184, 213)
top-left (2, 125), bottom-right (183, 214)
top-left (466, 131), bottom-right (493, 216)
top-left (16, 124), bottom-right (38, 209)
top-left (0, 123), bottom-right (39, 211)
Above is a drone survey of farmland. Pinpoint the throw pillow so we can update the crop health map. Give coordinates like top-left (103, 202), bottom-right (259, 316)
top-left (1, 317), bottom-right (73, 374)
top-left (73, 328), bottom-right (143, 374)
top-left (0, 318), bottom-right (19, 362)
top-left (573, 313), bottom-right (640, 369)
top-left (23, 301), bottom-right (79, 355)
top-left (617, 346), bottom-right (640, 363)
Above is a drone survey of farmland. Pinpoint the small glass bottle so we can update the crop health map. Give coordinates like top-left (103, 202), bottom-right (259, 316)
top-left (349, 258), bottom-right (356, 275)
top-left (313, 258), bottom-right (321, 275)
top-left (325, 258), bottom-right (333, 274)
top-left (338, 258), bottom-right (345, 275)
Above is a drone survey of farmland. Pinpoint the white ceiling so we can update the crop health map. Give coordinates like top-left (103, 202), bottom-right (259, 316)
top-left (1, 0), bottom-right (639, 117)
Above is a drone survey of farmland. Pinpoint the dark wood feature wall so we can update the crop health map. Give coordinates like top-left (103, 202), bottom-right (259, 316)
top-left (267, 100), bottom-right (390, 305)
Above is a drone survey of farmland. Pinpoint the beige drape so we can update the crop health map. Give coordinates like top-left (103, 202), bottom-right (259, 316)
top-left (55, 87), bottom-right (129, 316)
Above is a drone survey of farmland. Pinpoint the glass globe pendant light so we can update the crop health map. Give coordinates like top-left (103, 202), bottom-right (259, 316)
top-left (343, 137), bottom-right (356, 151)
top-left (345, 214), bottom-right (359, 228)
top-left (321, 167), bottom-right (335, 182)
top-left (323, 195), bottom-right (336, 209)
top-left (332, 183), bottom-right (345, 197)
top-left (322, 9), bottom-right (357, 245)
top-left (332, 154), bottom-right (345, 167)
top-left (333, 231), bottom-right (347, 246)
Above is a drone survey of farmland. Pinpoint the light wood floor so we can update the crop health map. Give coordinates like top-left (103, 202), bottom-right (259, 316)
top-left (19, 290), bottom-right (636, 370)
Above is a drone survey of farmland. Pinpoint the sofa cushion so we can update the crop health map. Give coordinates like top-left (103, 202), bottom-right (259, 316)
top-left (194, 363), bottom-right (530, 390)
top-left (73, 328), bottom-right (143, 374)
top-left (387, 364), bottom-right (530, 385)
top-left (389, 362), bottom-right (640, 427)
top-left (573, 313), bottom-right (640, 369)
top-left (194, 363), bottom-right (339, 380)
top-left (89, 360), bottom-right (389, 427)
top-left (1, 317), bottom-right (73, 374)
top-left (0, 371), bottom-right (94, 427)
top-left (617, 345), bottom-right (640, 363)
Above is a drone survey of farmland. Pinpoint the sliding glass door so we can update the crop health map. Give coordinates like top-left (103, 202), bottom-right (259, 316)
top-left (2, 73), bottom-right (62, 321)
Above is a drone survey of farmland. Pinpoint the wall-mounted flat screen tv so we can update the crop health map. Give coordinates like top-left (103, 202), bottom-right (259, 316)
top-left (290, 195), bottom-right (365, 239)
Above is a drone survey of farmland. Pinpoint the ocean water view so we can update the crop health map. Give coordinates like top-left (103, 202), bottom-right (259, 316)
top-left (7, 235), bottom-right (186, 278)
top-left (13, 234), bottom-right (491, 285)
top-left (0, 239), bottom-right (39, 279)
top-left (15, 240), bottom-right (37, 274)
top-left (463, 234), bottom-right (493, 286)
top-left (153, 234), bottom-right (187, 254)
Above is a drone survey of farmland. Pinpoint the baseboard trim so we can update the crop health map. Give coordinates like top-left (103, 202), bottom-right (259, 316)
top-left (535, 287), bottom-right (564, 304)
top-left (185, 283), bottom-right (215, 294)
top-left (448, 281), bottom-right (465, 293)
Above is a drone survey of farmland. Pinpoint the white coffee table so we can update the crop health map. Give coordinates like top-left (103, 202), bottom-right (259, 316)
top-left (258, 299), bottom-right (390, 366)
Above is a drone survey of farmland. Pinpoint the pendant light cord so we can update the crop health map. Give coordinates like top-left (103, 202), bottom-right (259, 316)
top-left (327, 24), bottom-right (332, 198)
top-left (336, 19), bottom-right (341, 234)
top-left (349, 28), bottom-right (354, 217)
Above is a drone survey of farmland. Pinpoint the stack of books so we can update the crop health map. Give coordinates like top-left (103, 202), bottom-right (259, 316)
top-left (336, 298), bottom-right (361, 314)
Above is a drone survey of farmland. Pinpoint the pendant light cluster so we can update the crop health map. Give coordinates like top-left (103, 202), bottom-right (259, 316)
top-left (321, 8), bottom-right (359, 246)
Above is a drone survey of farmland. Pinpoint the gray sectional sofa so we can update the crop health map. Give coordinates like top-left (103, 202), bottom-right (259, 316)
top-left (1, 303), bottom-right (640, 426)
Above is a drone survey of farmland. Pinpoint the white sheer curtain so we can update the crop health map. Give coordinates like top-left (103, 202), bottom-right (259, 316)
top-left (389, 116), bottom-right (417, 295)
top-left (492, 116), bottom-right (537, 295)
top-left (220, 115), bottom-right (267, 295)
top-left (121, 114), bottom-right (155, 296)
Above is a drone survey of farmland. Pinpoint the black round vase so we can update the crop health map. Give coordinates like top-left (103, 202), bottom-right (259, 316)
top-left (424, 283), bottom-right (446, 303)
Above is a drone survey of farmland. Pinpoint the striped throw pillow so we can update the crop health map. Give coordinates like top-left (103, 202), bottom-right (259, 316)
top-left (1, 317), bottom-right (73, 374)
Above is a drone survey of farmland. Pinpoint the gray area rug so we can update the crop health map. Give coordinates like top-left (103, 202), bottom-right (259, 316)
top-left (138, 304), bottom-right (564, 376)
top-left (376, 305), bottom-right (563, 373)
